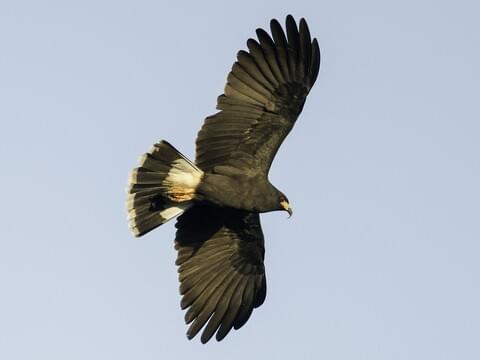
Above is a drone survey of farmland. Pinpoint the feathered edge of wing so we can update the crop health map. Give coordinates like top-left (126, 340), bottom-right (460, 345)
top-left (195, 15), bottom-right (320, 173)
top-left (174, 205), bottom-right (266, 343)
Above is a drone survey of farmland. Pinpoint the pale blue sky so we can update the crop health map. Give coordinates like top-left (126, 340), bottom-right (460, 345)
top-left (1, 1), bottom-right (479, 359)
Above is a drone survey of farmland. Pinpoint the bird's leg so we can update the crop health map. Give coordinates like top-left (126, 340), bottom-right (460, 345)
top-left (167, 186), bottom-right (195, 202)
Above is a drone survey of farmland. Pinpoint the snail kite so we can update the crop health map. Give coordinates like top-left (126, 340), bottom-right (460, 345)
top-left (126, 15), bottom-right (320, 343)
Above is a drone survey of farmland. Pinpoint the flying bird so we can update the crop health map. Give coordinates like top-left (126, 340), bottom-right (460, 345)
top-left (126, 15), bottom-right (320, 343)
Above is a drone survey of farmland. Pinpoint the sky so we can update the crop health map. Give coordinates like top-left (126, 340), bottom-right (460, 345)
top-left (1, 0), bottom-right (479, 359)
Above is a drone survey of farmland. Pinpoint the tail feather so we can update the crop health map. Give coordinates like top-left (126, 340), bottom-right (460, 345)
top-left (126, 140), bottom-right (203, 237)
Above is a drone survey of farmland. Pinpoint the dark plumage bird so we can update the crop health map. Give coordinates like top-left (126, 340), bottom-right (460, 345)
top-left (126, 15), bottom-right (320, 343)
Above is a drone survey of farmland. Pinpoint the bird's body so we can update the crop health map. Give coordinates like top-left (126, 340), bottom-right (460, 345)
top-left (126, 15), bottom-right (320, 343)
top-left (197, 172), bottom-right (280, 212)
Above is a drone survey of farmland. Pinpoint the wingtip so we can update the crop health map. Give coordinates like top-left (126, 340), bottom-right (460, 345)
top-left (200, 333), bottom-right (211, 344)
top-left (285, 14), bottom-right (297, 32)
top-left (270, 17), bottom-right (281, 28)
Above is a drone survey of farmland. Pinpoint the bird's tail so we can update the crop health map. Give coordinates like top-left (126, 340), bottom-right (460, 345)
top-left (126, 140), bottom-right (203, 237)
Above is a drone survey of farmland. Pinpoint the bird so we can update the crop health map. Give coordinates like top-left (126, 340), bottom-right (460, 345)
top-left (126, 15), bottom-right (320, 343)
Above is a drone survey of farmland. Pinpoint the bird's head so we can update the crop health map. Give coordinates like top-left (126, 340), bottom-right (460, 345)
top-left (279, 194), bottom-right (293, 218)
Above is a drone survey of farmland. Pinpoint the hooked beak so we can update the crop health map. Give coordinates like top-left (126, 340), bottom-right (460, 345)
top-left (280, 200), bottom-right (293, 218)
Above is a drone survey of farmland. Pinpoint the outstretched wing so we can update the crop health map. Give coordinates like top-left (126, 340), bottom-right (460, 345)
top-left (196, 15), bottom-right (320, 174)
top-left (175, 204), bottom-right (266, 343)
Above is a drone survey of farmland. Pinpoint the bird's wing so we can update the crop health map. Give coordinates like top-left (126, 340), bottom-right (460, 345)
top-left (174, 204), bottom-right (266, 343)
top-left (195, 15), bottom-right (320, 174)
